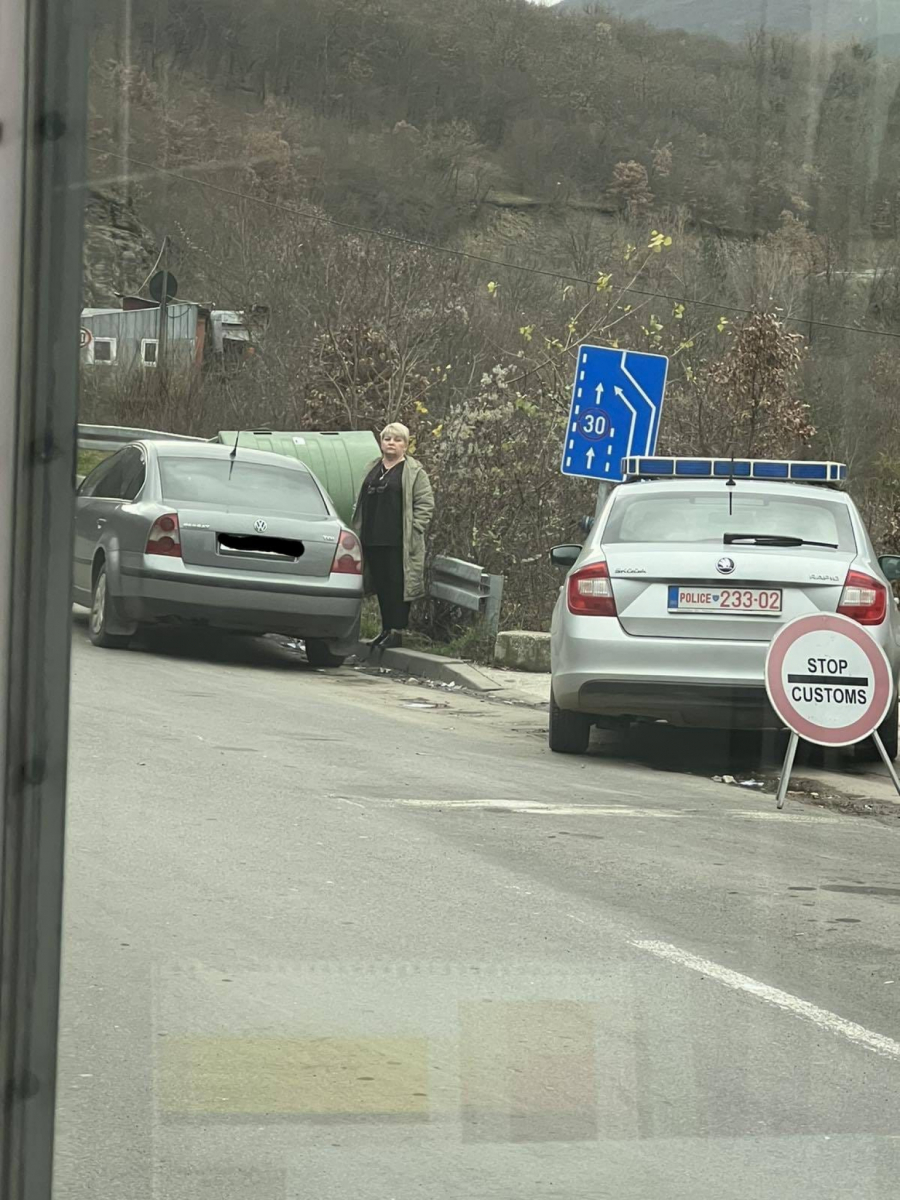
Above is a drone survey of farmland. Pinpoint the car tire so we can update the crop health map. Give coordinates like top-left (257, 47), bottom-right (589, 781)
top-left (853, 696), bottom-right (899, 763)
top-left (549, 689), bottom-right (592, 754)
top-left (89, 564), bottom-right (132, 649)
top-left (304, 639), bottom-right (346, 668)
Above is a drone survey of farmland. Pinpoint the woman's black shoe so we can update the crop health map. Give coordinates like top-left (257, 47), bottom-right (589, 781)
top-left (379, 630), bottom-right (402, 650)
top-left (371, 630), bottom-right (391, 650)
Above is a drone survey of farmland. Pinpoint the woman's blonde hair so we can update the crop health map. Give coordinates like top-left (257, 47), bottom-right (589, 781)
top-left (381, 422), bottom-right (410, 444)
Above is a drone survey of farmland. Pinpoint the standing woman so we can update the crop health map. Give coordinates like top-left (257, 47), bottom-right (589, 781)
top-left (354, 422), bottom-right (435, 649)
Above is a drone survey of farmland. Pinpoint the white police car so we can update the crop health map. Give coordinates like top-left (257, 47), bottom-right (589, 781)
top-left (549, 457), bottom-right (900, 758)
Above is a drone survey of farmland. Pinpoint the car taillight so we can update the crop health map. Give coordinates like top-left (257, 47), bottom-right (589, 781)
top-left (332, 530), bottom-right (363, 575)
top-left (146, 513), bottom-right (182, 558)
top-left (837, 569), bottom-right (886, 625)
top-left (567, 561), bottom-right (617, 616)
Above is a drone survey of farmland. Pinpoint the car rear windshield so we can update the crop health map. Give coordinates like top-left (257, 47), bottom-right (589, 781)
top-left (602, 489), bottom-right (857, 552)
top-left (158, 457), bottom-right (328, 516)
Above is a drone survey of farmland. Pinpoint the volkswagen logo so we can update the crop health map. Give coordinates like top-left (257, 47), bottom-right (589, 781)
top-left (254, 519), bottom-right (268, 533)
top-left (716, 556), bottom-right (735, 575)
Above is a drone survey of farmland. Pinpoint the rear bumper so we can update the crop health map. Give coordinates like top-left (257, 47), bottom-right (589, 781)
top-left (576, 680), bottom-right (776, 728)
top-left (118, 561), bottom-right (362, 641)
top-left (552, 618), bottom-right (779, 729)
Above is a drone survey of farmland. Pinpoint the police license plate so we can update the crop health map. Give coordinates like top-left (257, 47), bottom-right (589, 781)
top-left (668, 585), bottom-right (782, 614)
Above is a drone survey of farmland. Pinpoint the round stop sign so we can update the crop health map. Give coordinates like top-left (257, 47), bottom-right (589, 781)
top-left (765, 613), bottom-right (894, 746)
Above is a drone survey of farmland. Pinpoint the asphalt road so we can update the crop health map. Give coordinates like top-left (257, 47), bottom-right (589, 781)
top-left (54, 617), bottom-right (900, 1200)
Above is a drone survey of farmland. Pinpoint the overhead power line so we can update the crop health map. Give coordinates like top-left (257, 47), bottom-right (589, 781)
top-left (88, 143), bottom-right (900, 344)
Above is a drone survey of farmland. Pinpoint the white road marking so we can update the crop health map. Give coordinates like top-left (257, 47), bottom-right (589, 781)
top-left (393, 797), bottom-right (674, 815)
top-left (334, 790), bottom-right (850, 826)
top-left (729, 810), bottom-right (842, 823)
top-left (632, 939), bottom-right (900, 1062)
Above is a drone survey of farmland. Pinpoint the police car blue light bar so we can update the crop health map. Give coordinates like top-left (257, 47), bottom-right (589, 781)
top-left (621, 457), bottom-right (848, 484)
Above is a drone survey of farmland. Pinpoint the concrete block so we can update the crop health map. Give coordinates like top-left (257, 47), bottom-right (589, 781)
top-left (493, 630), bottom-right (551, 674)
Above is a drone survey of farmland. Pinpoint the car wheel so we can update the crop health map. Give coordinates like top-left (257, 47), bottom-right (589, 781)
top-left (549, 689), bottom-right (592, 754)
top-left (853, 695), bottom-right (899, 763)
top-left (304, 639), bottom-right (346, 668)
top-left (88, 564), bottom-right (132, 649)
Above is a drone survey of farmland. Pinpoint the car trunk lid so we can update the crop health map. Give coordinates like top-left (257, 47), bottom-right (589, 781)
top-left (175, 504), bottom-right (341, 578)
top-left (605, 545), bottom-right (853, 641)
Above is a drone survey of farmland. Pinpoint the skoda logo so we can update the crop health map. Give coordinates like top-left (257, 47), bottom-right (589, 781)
top-left (254, 519), bottom-right (268, 533)
top-left (716, 556), bottom-right (736, 575)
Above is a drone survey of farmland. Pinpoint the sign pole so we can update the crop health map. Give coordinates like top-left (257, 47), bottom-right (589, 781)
top-left (775, 732), bottom-right (799, 810)
top-left (873, 731), bottom-right (900, 795)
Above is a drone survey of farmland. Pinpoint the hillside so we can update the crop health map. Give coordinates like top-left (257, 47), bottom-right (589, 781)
top-left (559, 0), bottom-right (900, 46)
top-left (88, 0), bottom-right (900, 261)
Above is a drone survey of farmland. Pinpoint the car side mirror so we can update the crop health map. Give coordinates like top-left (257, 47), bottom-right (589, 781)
top-left (879, 555), bottom-right (900, 583)
top-left (578, 515), bottom-right (594, 535)
top-left (550, 544), bottom-right (582, 568)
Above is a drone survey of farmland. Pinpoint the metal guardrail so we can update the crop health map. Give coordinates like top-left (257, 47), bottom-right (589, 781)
top-left (76, 423), bottom-right (206, 452)
top-left (430, 555), bottom-right (504, 639)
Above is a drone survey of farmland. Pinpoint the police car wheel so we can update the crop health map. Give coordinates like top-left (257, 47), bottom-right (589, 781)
top-left (853, 696), bottom-right (899, 763)
top-left (549, 690), bottom-right (592, 754)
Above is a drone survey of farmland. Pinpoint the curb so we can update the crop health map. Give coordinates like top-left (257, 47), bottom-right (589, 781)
top-left (357, 643), bottom-right (503, 694)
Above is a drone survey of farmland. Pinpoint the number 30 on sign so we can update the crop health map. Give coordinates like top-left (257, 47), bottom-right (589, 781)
top-left (576, 410), bottom-right (609, 440)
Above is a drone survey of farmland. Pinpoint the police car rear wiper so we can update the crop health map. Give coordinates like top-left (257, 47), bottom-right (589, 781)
top-left (724, 533), bottom-right (838, 549)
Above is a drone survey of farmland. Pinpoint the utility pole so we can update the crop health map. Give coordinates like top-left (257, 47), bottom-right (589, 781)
top-left (158, 234), bottom-right (169, 376)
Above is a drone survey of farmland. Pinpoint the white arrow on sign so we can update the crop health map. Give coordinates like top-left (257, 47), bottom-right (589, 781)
top-left (586, 446), bottom-right (596, 469)
top-left (594, 382), bottom-right (604, 404)
top-left (613, 385), bottom-right (638, 456)
top-left (621, 350), bottom-right (657, 454)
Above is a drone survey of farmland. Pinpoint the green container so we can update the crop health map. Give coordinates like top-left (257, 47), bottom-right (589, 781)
top-left (217, 429), bottom-right (379, 524)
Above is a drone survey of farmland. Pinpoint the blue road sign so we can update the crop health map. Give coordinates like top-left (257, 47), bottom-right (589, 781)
top-left (561, 345), bottom-right (668, 482)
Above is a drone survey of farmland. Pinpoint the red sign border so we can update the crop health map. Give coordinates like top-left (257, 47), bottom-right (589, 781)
top-left (765, 613), bottom-right (894, 746)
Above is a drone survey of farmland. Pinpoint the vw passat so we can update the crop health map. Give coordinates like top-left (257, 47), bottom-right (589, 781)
top-left (73, 441), bottom-right (363, 667)
top-left (549, 457), bottom-right (900, 758)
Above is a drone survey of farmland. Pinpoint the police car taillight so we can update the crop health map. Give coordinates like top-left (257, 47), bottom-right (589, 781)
top-left (837, 569), bottom-right (887, 626)
top-left (567, 562), bottom-right (617, 616)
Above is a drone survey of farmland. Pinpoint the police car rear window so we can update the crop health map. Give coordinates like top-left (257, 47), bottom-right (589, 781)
top-left (602, 491), bottom-right (856, 551)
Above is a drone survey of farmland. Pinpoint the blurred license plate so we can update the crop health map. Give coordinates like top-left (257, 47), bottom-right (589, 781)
top-left (667, 585), bottom-right (782, 614)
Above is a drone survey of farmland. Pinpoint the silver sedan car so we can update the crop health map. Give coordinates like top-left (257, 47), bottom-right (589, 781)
top-left (73, 440), bottom-right (363, 665)
top-left (549, 458), bottom-right (900, 758)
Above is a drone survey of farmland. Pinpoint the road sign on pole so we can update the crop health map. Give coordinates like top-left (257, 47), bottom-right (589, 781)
top-left (765, 613), bottom-right (899, 808)
top-left (79, 326), bottom-right (92, 349)
top-left (561, 344), bottom-right (668, 482)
